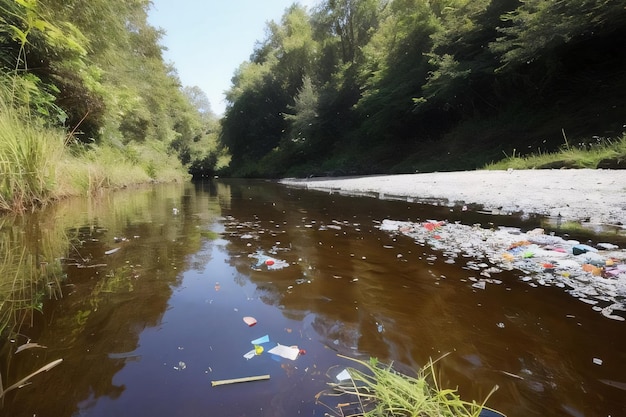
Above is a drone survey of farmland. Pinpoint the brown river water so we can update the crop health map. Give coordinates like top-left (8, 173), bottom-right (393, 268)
top-left (0, 179), bottom-right (624, 417)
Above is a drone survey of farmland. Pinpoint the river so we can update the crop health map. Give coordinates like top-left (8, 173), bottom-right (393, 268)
top-left (0, 179), bottom-right (624, 417)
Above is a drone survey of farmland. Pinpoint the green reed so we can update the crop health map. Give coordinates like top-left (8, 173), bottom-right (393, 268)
top-left (0, 82), bottom-right (189, 213)
top-left (317, 354), bottom-right (503, 417)
top-left (0, 86), bottom-right (65, 212)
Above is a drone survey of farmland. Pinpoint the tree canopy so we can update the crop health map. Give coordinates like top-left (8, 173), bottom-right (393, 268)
top-left (221, 0), bottom-right (626, 177)
top-left (0, 0), bottom-right (226, 177)
top-left (2, 0), bottom-right (624, 179)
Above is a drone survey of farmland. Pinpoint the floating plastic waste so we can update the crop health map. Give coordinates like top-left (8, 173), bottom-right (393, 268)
top-left (211, 375), bottom-right (270, 386)
top-left (243, 338), bottom-right (268, 360)
top-left (251, 335), bottom-right (270, 345)
top-left (379, 219), bottom-right (626, 320)
top-left (336, 369), bottom-right (351, 381)
top-left (243, 316), bottom-right (257, 327)
top-left (268, 344), bottom-right (300, 360)
top-left (249, 251), bottom-right (289, 270)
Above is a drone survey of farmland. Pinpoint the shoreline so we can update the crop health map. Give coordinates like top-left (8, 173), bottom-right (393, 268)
top-left (280, 169), bottom-right (626, 227)
top-left (282, 170), bottom-right (626, 320)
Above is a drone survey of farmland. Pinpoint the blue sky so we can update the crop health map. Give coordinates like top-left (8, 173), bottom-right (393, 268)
top-left (148, 0), bottom-right (319, 116)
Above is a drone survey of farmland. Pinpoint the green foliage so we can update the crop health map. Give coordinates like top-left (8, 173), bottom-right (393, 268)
top-left (221, 5), bottom-right (320, 174)
top-left (188, 120), bottom-right (229, 178)
top-left (267, 5), bottom-right (318, 93)
top-left (5, 0), bottom-right (622, 182)
top-left (356, 0), bottom-right (438, 139)
top-left (0, 0), bottom-right (88, 124)
top-left (0, 83), bottom-right (65, 211)
top-left (183, 86), bottom-right (216, 120)
top-left (222, 0), bottom-right (385, 176)
top-left (1, 72), bottom-right (67, 123)
top-left (418, 0), bottom-right (518, 115)
top-left (317, 354), bottom-right (501, 417)
top-left (491, 0), bottom-right (626, 70)
top-left (313, 0), bottom-right (382, 65)
top-left (282, 75), bottom-right (320, 159)
top-left (0, 0), bottom-right (223, 200)
top-left (221, 0), bottom-right (626, 176)
top-left (221, 73), bottom-right (288, 173)
top-left (0, 77), bottom-right (190, 213)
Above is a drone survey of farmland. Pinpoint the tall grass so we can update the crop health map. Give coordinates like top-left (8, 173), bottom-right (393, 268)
top-left (0, 90), bottom-right (66, 212)
top-left (53, 139), bottom-right (190, 198)
top-left (317, 354), bottom-right (503, 417)
top-left (0, 82), bottom-right (190, 212)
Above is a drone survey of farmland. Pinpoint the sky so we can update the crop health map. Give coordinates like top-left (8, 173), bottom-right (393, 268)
top-left (147, 0), bottom-right (319, 116)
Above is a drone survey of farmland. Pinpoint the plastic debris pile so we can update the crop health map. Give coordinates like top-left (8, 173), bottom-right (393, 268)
top-left (249, 251), bottom-right (290, 270)
top-left (242, 332), bottom-right (303, 361)
top-left (379, 219), bottom-right (626, 321)
top-left (208, 317), bottom-right (306, 387)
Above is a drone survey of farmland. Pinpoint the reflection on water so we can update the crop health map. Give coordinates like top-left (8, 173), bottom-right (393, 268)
top-left (0, 179), bottom-right (624, 417)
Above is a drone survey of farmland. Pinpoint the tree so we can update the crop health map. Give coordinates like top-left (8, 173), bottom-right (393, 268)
top-left (221, 5), bottom-right (319, 175)
top-left (280, 75), bottom-right (320, 162)
top-left (182, 86), bottom-right (215, 120)
top-left (313, 0), bottom-right (383, 64)
top-left (220, 0), bottom-right (626, 175)
top-left (221, 68), bottom-right (288, 172)
top-left (0, 0), bottom-right (92, 125)
top-left (491, 0), bottom-right (626, 70)
top-left (355, 0), bottom-right (438, 141)
top-left (306, 0), bottom-right (385, 158)
top-left (417, 0), bottom-right (519, 116)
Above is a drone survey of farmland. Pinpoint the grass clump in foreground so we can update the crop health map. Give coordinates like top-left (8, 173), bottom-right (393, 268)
top-left (317, 354), bottom-right (503, 417)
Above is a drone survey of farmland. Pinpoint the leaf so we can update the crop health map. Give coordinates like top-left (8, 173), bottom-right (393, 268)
top-left (15, 342), bottom-right (47, 354)
top-left (0, 359), bottom-right (63, 398)
top-left (7, 24), bottom-right (28, 43)
top-left (32, 18), bottom-right (46, 32)
top-left (14, 0), bottom-right (37, 9)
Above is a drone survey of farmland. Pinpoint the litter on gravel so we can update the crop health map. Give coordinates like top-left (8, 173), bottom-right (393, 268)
top-left (378, 219), bottom-right (626, 321)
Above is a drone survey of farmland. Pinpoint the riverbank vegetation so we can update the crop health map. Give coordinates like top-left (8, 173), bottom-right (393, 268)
top-left (0, 0), bottom-right (228, 213)
top-left (485, 133), bottom-right (626, 170)
top-left (318, 354), bottom-right (502, 417)
top-left (220, 0), bottom-right (626, 177)
top-left (0, 86), bottom-right (186, 211)
top-left (2, 0), bottom-right (624, 203)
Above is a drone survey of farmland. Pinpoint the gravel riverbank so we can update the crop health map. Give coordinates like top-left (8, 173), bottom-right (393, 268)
top-left (280, 169), bottom-right (626, 226)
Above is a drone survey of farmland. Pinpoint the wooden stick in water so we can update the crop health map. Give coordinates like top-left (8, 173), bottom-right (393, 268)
top-left (211, 374), bottom-right (270, 386)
